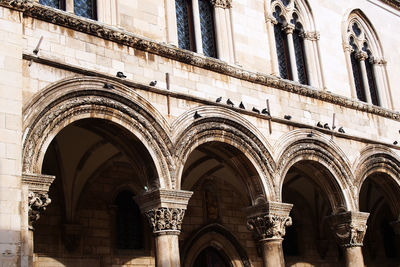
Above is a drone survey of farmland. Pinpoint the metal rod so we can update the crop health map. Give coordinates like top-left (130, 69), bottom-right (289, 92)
top-left (267, 99), bottom-right (272, 134)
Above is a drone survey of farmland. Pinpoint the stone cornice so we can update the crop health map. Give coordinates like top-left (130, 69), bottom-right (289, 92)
top-left (379, 0), bottom-right (400, 10)
top-left (2, 0), bottom-right (400, 121)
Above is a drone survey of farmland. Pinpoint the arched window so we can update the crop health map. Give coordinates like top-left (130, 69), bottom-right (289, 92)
top-left (174, 0), bottom-right (234, 61)
top-left (267, 0), bottom-right (322, 87)
top-left (343, 10), bottom-right (390, 107)
top-left (115, 190), bottom-right (143, 250)
top-left (39, 0), bottom-right (97, 20)
top-left (193, 247), bottom-right (230, 267)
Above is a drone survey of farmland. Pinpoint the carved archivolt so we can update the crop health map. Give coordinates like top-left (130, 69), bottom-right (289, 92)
top-left (22, 77), bottom-right (173, 188)
top-left (173, 109), bottom-right (276, 203)
top-left (276, 137), bottom-right (355, 211)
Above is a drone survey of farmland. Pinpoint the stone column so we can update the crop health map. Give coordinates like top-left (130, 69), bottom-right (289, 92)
top-left (284, 24), bottom-right (298, 82)
top-left (136, 189), bottom-right (193, 267)
top-left (245, 201), bottom-right (293, 267)
top-left (21, 173), bottom-right (56, 267)
top-left (343, 44), bottom-right (358, 99)
top-left (165, 0), bottom-right (179, 46)
top-left (355, 51), bottom-right (372, 104)
top-left (191, 0), bottom-right (203, 54)
top-left (327, 211), bottom-right (369, 267)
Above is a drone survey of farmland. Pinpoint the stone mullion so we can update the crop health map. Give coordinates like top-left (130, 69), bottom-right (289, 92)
top-left (284, 24), bottom-right (299, 82)
top-left (165, 0), bottom-right (179, 46)
top-left (371, 58), bottom-right (387, 107)
top-left (355, 51), bottom-right (372, 104)
top-left (191, 0), bottom-right (203, 54)
top-left (327, 211), bottom-right (369, 267)
top-left (344, 45), bottom-right (358, 99)
top-left (66, 0), bottom-right (74, 13)
top-left (245, 201), bottom-right (293, 267)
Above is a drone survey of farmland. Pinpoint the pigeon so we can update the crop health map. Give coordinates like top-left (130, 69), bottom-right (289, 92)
top-left (226, 98), bottom-right (234, 107)
top-left (103, 83), bottom-right (114, 89)
top-left (338, 127), bottom-right (345, 133)
top-left (261, 108), bottom-right (270, 115)
top-left (216, 97), bottom-right (222, 103)
top-left (194, 111), bottom-right (202, 119)
top-left (252, 107), bottom-right (260, 114)
top-left (149, 80), bottom-right (157, 86)
top-left (307, 132), bottom-right (314, 138)
top-left (394, 141), bottom-right (398, 145)
top-left (239, 102), bottom-right (245, 109)
top-left (317, 122), bottom-right (323, 128)
top-left (324, 123), bottom-right (330, 130)
top-left (284, 115), bottom-right (292, 120)
top-left (116, 71), bottom-right (126, 78)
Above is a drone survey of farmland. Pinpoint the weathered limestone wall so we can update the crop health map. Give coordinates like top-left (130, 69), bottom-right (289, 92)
top-left (0, 6), bottom-right (23, 267)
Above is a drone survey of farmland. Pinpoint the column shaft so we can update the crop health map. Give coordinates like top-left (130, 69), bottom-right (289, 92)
top-left (286, 29), bottom-right (298, 82)
top-left (261, 239), bottom-right (285, 267)
top-left (344, 47), bottom-right (357, 98)
top-left (165, 0), bottom-right (179, 46)
top-left (155, 234), bottom-right (181, 267)
top-left (359, 59), bottom-right (372, 104)
top-left (192, 0), bottom-right (203, 54)
top-left (343, 246), bottom-right (365, 267)
top-left (266, 18), bottom-right (279, 76)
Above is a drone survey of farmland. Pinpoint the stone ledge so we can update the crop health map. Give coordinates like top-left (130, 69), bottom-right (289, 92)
top-left (3, 0), bottom-right (399, 121)
top-left (379, 0), bottom-right (400, 10)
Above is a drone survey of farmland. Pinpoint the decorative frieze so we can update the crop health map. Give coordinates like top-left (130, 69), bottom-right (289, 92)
top-left (144, 207), bottom-right (186, 234)
top-left (327, 211), bottom-right (369, 248)
top-left (245, 201), bottom-right (293, 241)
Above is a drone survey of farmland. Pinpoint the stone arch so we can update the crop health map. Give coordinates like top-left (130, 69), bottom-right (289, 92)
top-left (181, 223), bottom-right (251, 267)
top-left (172, 106), bottom-right (275, 203)
top-left (22, 76), bottom-right (173, 188)
top-left (275, 129), bottom-right (355, 211)
top-left (354, 145), bottom-right (400, 216)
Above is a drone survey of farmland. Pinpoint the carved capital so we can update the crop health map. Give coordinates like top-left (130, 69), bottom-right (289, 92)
top-left (210, 0), bottom-right (232, 9)
top-left (327, 211), bottom-right (369, 248)
top-left (136, 189), bottom-right (193, 235)
top-left (355, 51), bottom-right (368, 61)
top-left (23, 173), bottom-right (55, 229)
top-left (266, 15), bottom-right (278, 25)
top-left (302, 31), bottom-right (320, 41)
top-left (283, 24), bottom-right (295, 34)
top-left (245, 201), bottom-right (293, 241)
top-left (144, 207), bottom-right (185, 234)
top-left (28, 192), bottom-right (51, 229)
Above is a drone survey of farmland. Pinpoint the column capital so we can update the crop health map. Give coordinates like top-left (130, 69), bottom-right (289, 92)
top-left (327, 211), bottom-right (369, 248)
top-left (355, 51), bottom-right (368, 61)
top-left (283, 24), bottom-right (295, 34)
top-left (301, 31), bottom-right (320, 41)
top-left (22, 173), bottom-right (56, 229)
top-left (210, 0), bottom-right (232, 9)
top-left (136, 189), bottom-right (193, 235)
top-left (266, 15), bottom-right (278, 25)
top-left (245, 201), bottom-right (293, 241)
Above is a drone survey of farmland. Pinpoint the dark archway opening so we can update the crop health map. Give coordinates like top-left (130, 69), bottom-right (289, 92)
top-left (34, 118), bottom-right (157, 266)
top-left (193, 247), bottom-right (231, 267)
top-left (282, 161), bottom-right (344, 266)
top-left (360, 174), bottom-right (400, 267)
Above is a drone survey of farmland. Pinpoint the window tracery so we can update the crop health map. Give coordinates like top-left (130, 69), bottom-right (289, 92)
top-left (267, 0), bottom-right (320, 86)
top-left (39, 0), bottom-right (97, 20)
top-left (343, 11), bottom-right (389, 107)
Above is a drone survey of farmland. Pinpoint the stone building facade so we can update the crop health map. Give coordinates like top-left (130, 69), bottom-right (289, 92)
top-left (0, 0), bottom-right (400, 266)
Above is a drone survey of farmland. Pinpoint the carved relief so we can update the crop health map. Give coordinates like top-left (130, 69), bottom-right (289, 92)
top-left (28, 192), bottom-right (51, 229)
top-left (247, 214), bottom-right (292, 240)
top-left (144, 207), bottom-right (186, 234)
top-left (327, 211), bottom-right (369, 248)
top-left (210, 0), bottom-right (232, 9)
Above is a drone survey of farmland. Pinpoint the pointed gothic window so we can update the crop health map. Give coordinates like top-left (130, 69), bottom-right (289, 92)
top-left (176, 0), bottom-right (196, 51)
top-left (199, 0), bottom-right (217, 58)
top-left (273, 6), bottom-right (291, 80)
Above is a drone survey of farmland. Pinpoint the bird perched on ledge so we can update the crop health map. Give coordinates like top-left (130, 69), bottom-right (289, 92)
top-left (226, 98), bottom-right (234, 107)
top-left (193, 111), bottom-right (202, 119)
top-left (239, 102), bottom-right (245, 109)
top-left (338, 127), bottom-right (345, 133)
top-left (252, 107), bottom-right (260, 114)
top-left (103, 83), bottom-right (114, 89)
top-left (261, 108), bottom-right (270, 115)
top-left (116, 71), bottom-right (126, 78)
top-left (216, 96), bottom-right (222, 103)
top-left (317, 121), bottom-right (323, 128)
top-left (149, 80), bottom-right (157, 86)
top-left (323, 123), bottom-right (330, 130)
top-left (284, 115), bottom-right (292, 120)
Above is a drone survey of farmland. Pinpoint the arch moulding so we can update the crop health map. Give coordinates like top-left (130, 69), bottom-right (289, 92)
top-left (275, 130), bottom-right (355, 211)
top-left (172, 106), bottom-right (276, 203)
top-left (22, 76), bottom-right (173, 189)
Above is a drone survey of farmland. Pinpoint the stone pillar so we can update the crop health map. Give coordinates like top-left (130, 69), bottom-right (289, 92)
top-left (355, 51), bottom-right (372, 104)
top-left (191, 0), bottom-right (203, 54)
top-left (284, 24), bottom-right (298, 82)
top-left (245, 201), bottom-right (293, 267)
top-left (266, 15), bottom-right (279, 76)
top-left (327, 211), bottom-right (369, 267)
top-left (165, 0), bottom-right (179, 46)
top-left (344, 44), bottom-right (358, 99)
top-left (136, 189), bottom-right (193, 267)
top-left (21, 173), bottom-right (56, 267)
